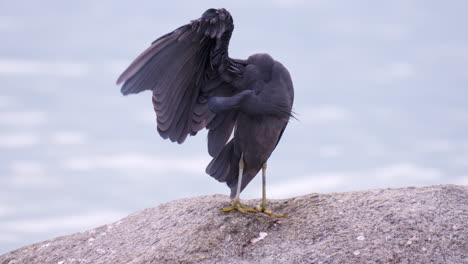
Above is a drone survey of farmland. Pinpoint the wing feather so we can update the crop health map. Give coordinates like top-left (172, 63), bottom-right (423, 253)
top-left (117, 8), bottom-right (238, 145)
top-left (117, 31), bottom-right (181, 86)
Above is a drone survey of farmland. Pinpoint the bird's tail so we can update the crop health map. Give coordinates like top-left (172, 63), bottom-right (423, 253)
top-left (206, 139), bottom-right (259, 199)
top-left (206, 139), bottom-right (240, 196)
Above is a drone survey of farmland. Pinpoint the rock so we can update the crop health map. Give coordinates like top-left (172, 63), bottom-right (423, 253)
top-left (1, 184), bottom-right (467, 264)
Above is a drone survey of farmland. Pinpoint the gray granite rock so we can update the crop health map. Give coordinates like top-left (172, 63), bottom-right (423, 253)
top-left (1, 185), bottom-right (467, 264)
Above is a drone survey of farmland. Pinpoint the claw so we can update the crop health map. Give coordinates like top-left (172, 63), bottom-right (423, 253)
top-left (259, 209), bottom-right (287, 217)
top-left (221, 199), bottom-right (258, 214)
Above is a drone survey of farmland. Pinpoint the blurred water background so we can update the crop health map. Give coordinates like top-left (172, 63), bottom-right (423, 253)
top-left (1, 0), bottom-right (467, 253)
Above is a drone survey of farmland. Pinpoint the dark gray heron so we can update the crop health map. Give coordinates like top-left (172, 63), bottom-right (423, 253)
top-left (117, 8), bottom-right (294, 216)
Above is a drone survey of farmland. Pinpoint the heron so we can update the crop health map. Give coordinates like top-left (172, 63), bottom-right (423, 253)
top-left (117, 8), bottom-right (294, 216)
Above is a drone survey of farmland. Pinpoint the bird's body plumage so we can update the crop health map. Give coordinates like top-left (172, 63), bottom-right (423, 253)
top-left (117, 8), bottom-right (294, 200)
top-left (207, 54), bottom-right (294, 197)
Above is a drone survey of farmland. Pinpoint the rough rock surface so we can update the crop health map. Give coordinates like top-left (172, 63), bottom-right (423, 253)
top-left (1, 185), bottom-right (467, 264)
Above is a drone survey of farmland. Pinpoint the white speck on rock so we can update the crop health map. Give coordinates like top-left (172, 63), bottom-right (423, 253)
top-left (96, 248), bottom-right (106, 254)
top-left (353, 250), bottom-right (360, 256)
top-left (356, 235), bottom-right (365, 241)
top-left (88, 237), bottom-right (95, 242)
top-left (40, 243), bottom-right (51, 249)
top-left (422, 247), bottom-right (427, 252)
top-left (57, 261), bottom-right (64, 264)
top-left (452, 225), bottom-right (458, 230)
top-left (250, 232), bottom-right (268, 244)
top-left (273, 220), bottom-right (282, 227)
top-left (406, 240), bottom-right (412, 245)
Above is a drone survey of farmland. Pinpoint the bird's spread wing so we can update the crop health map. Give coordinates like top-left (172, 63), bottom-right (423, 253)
top-left (117, 8), bottom-right (241, 146)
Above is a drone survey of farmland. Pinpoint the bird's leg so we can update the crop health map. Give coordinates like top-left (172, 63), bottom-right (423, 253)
top-left (221, 153), bottom-right (257, 214)
top-left (259, 162), bottom-right (287, 217)
top-left (261, 162), bottom-right (267, 211)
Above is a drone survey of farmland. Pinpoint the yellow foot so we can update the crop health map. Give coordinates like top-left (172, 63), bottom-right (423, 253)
top-left (260, 207), bottom-right (287, 217)
top-left (221, 199), bottom-right (258, 214)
